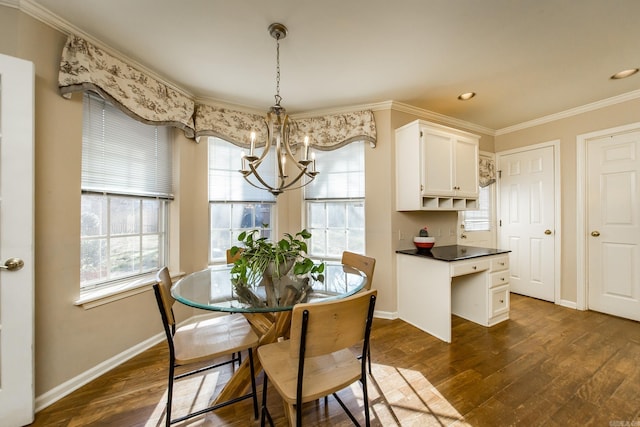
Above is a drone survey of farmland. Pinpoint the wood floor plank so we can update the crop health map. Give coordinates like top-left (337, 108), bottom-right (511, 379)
top-left (29, 294), bottom-right (640, 426)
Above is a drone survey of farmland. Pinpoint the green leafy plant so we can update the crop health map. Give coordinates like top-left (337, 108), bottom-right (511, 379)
top-left (230, 228), bottom-right (324, 290)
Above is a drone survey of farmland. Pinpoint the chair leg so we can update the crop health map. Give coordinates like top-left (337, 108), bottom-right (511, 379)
top-left (166, 363), bottom-right (175, 427)
top-left (261, 374), bottom-right (274, 427)
top-left (248, 348), bottom-right (259, 419)
top-left (368, 347), bottom-right (372, 375)
top-left (362, 372), bottom-right (371, 426)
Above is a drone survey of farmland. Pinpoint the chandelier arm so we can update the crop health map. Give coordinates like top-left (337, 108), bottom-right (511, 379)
top-left (277, 175), bottom-right (317, 193)
top-left (242, 175), bottom-right (281, 195)
top-left (279, 168), bottom-right (312, 191)
top-left (275, 122), bottom-right (287, 184)
top-left (247, 162), bottom-right (277, 192)
top-left (281, 117), bottom-right (305, 172)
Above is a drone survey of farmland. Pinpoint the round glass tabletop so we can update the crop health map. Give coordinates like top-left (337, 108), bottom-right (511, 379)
top-left (171, 261), bottom-right (367, 313)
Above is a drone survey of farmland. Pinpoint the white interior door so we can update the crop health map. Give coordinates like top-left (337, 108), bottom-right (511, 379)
top-left (0, 53), bottom-right (35, 426)
top-left (587, 130), bottom-right (640, 321)
top-left (498, 145), bottom-right (556, 302)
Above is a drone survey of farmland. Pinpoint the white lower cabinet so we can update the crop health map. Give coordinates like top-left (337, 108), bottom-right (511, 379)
top-left (452, 254), bottom-right (510, 326)
top-left (397, 253), bottom-right (510, 342)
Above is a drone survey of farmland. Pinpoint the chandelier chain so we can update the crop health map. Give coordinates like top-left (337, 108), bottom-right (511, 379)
top-left (275, 35), bottom-right (281, 105)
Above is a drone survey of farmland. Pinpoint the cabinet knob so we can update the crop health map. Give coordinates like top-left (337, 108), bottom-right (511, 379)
top-left (472, 265), bottom-right (477, 270)
top-left (501, 277), bottom-right (505, 281)
top-left (591, 231), bottom-right (600, 237)
top-left (499, 299), bottom-right (504, 303)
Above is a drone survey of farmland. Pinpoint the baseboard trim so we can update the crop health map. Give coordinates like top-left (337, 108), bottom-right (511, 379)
top-left (374, 310), bottom-right (398, 320)
top-left (558, 299), bottom-right (579, 310)
top-left (34, 332), bottom-right (164, 412)
top-left (34, 312), bottom-right (221, 412)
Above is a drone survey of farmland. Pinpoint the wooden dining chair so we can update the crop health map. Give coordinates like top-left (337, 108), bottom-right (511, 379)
top-left (341, 251), bottom-right (376, 290)
top-left (342, 251), bottom-right (376, 374)
top-left (226, 247), bottom-right (243, 264)
top-left (258, 289), bottom-right (377, 427)
top-left (153, 267), bottom-right (259, 426)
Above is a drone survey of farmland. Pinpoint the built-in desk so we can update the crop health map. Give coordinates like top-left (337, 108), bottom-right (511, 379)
top-left (397, 245), bottom-right (511, 343)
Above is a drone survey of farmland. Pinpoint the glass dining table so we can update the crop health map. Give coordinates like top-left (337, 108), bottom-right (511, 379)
top-left (171, 261), bottom-right (368, 405)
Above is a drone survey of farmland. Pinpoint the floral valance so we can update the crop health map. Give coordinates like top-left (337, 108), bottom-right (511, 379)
top-left (194, 105), bottom-right (376, 150)
top-left (479, 156), bottom-right (496, 187)
top-left (58, 35), bottom-right (196, 138)
top-left (58, 34), bottom-right (377, 147)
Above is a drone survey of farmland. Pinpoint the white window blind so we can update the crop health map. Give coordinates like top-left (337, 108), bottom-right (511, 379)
top-left (208, 137), bottom-right (276, 202)
top-left (305, 141), bottom-right (365, 199)
top-left (82, 92), bottom-right (173, 198)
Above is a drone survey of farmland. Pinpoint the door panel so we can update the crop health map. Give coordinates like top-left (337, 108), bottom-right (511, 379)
top-left (498, 146), bottom-right (556, 301)
top-left (587, 131), bottom-right (640, 321)
top-left (0, 53), bottom-right (35, 426)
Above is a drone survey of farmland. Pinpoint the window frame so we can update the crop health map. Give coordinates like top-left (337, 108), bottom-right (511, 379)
top-left (304, 141), bottom-right (366, 260)
top-left (77, 92), bottom-right (173, 306)
top-left (208, 137), bottom-right (277, 264)
top-left (80, 192), bottom-right (170, 291)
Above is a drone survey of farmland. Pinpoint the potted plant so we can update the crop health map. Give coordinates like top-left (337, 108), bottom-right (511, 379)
top-left (229, 229), bottom-right (324, 307)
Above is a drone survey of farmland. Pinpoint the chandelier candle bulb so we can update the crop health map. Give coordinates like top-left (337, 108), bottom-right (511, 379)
top-left (304, 136), bottom-right (309, 160)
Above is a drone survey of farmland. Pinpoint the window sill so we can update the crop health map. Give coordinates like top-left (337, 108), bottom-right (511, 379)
top-left (74, 271), bottom-right (185, 309)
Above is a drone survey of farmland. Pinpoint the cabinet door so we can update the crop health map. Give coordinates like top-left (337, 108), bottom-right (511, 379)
top-left (454, 137), bottom-right (479, 197)
top-left (421, 129), bottom-right (454, 196)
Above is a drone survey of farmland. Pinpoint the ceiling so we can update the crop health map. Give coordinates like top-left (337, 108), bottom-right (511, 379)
top-left (27, 0), bottom-right (640, 131)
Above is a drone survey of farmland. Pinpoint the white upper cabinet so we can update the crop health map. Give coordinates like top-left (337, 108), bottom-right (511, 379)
top-left (396, 120), bottom-right (479, 211)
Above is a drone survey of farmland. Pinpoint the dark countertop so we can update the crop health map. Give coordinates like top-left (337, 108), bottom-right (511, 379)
top-left (396, 245), bottom-right (510, 262)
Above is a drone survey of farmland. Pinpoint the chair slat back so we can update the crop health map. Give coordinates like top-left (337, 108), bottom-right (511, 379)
top-left (155, 267), bottom-right (176, 327)
top-left (289, 289), bottom-right (377, 359)
top-left (226, 248), bottom-right (243, 264)
top-left (341, 251), bottom-right (376, 290)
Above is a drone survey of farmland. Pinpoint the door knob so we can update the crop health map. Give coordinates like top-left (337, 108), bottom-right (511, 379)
top-left (591, 231), bottom-right (600, 237)
top-left (0, 257), bottom-right (24, 271)
top-left (544, 229), bottom-right (552, 235)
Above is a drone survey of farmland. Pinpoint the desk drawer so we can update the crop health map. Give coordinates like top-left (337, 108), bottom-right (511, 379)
top-left (490, 284), bottom-right (510, 317)
top-left (490, 271), bottom-right (509, 288)
top-left (490, 255), bottom-right (509, 272)
top-left (450, 259), bottom-right (490, 277)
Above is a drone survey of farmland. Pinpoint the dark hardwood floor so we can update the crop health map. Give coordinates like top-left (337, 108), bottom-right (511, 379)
top-left (30, 294), bottom-right (640, 426)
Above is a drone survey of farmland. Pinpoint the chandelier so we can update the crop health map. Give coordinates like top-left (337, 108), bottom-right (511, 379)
top-left (240, 23), bottom-right (319, 196)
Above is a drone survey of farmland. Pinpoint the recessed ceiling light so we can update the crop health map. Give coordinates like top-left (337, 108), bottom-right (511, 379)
top-left (458, 92), bottom-right (476, 100)
top-left (610, 68), bottom-right (639, 80)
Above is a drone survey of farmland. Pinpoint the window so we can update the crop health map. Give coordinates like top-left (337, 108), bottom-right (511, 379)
top-left (208, 137), bottom-right (276, 262)
top-left (305, 141), bottom-right (365, 258)
top-left (462, 185), bottom-right (491, 231)
top-left (81, 93), bottom-right (172, 290)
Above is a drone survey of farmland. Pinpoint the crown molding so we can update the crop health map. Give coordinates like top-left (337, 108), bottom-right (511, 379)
top-left (386, 101), bottom-right (496, 136)
top-left (496, 89), bottom-right (640, 135)
top-left (290, 101), bottom-right (395, 119)
top-left (0, 0), bottom-right (19, 8)
top-left (13, 0), bottom-right (640, 136)
top-left (18, 0), bottom-right (194, 99)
